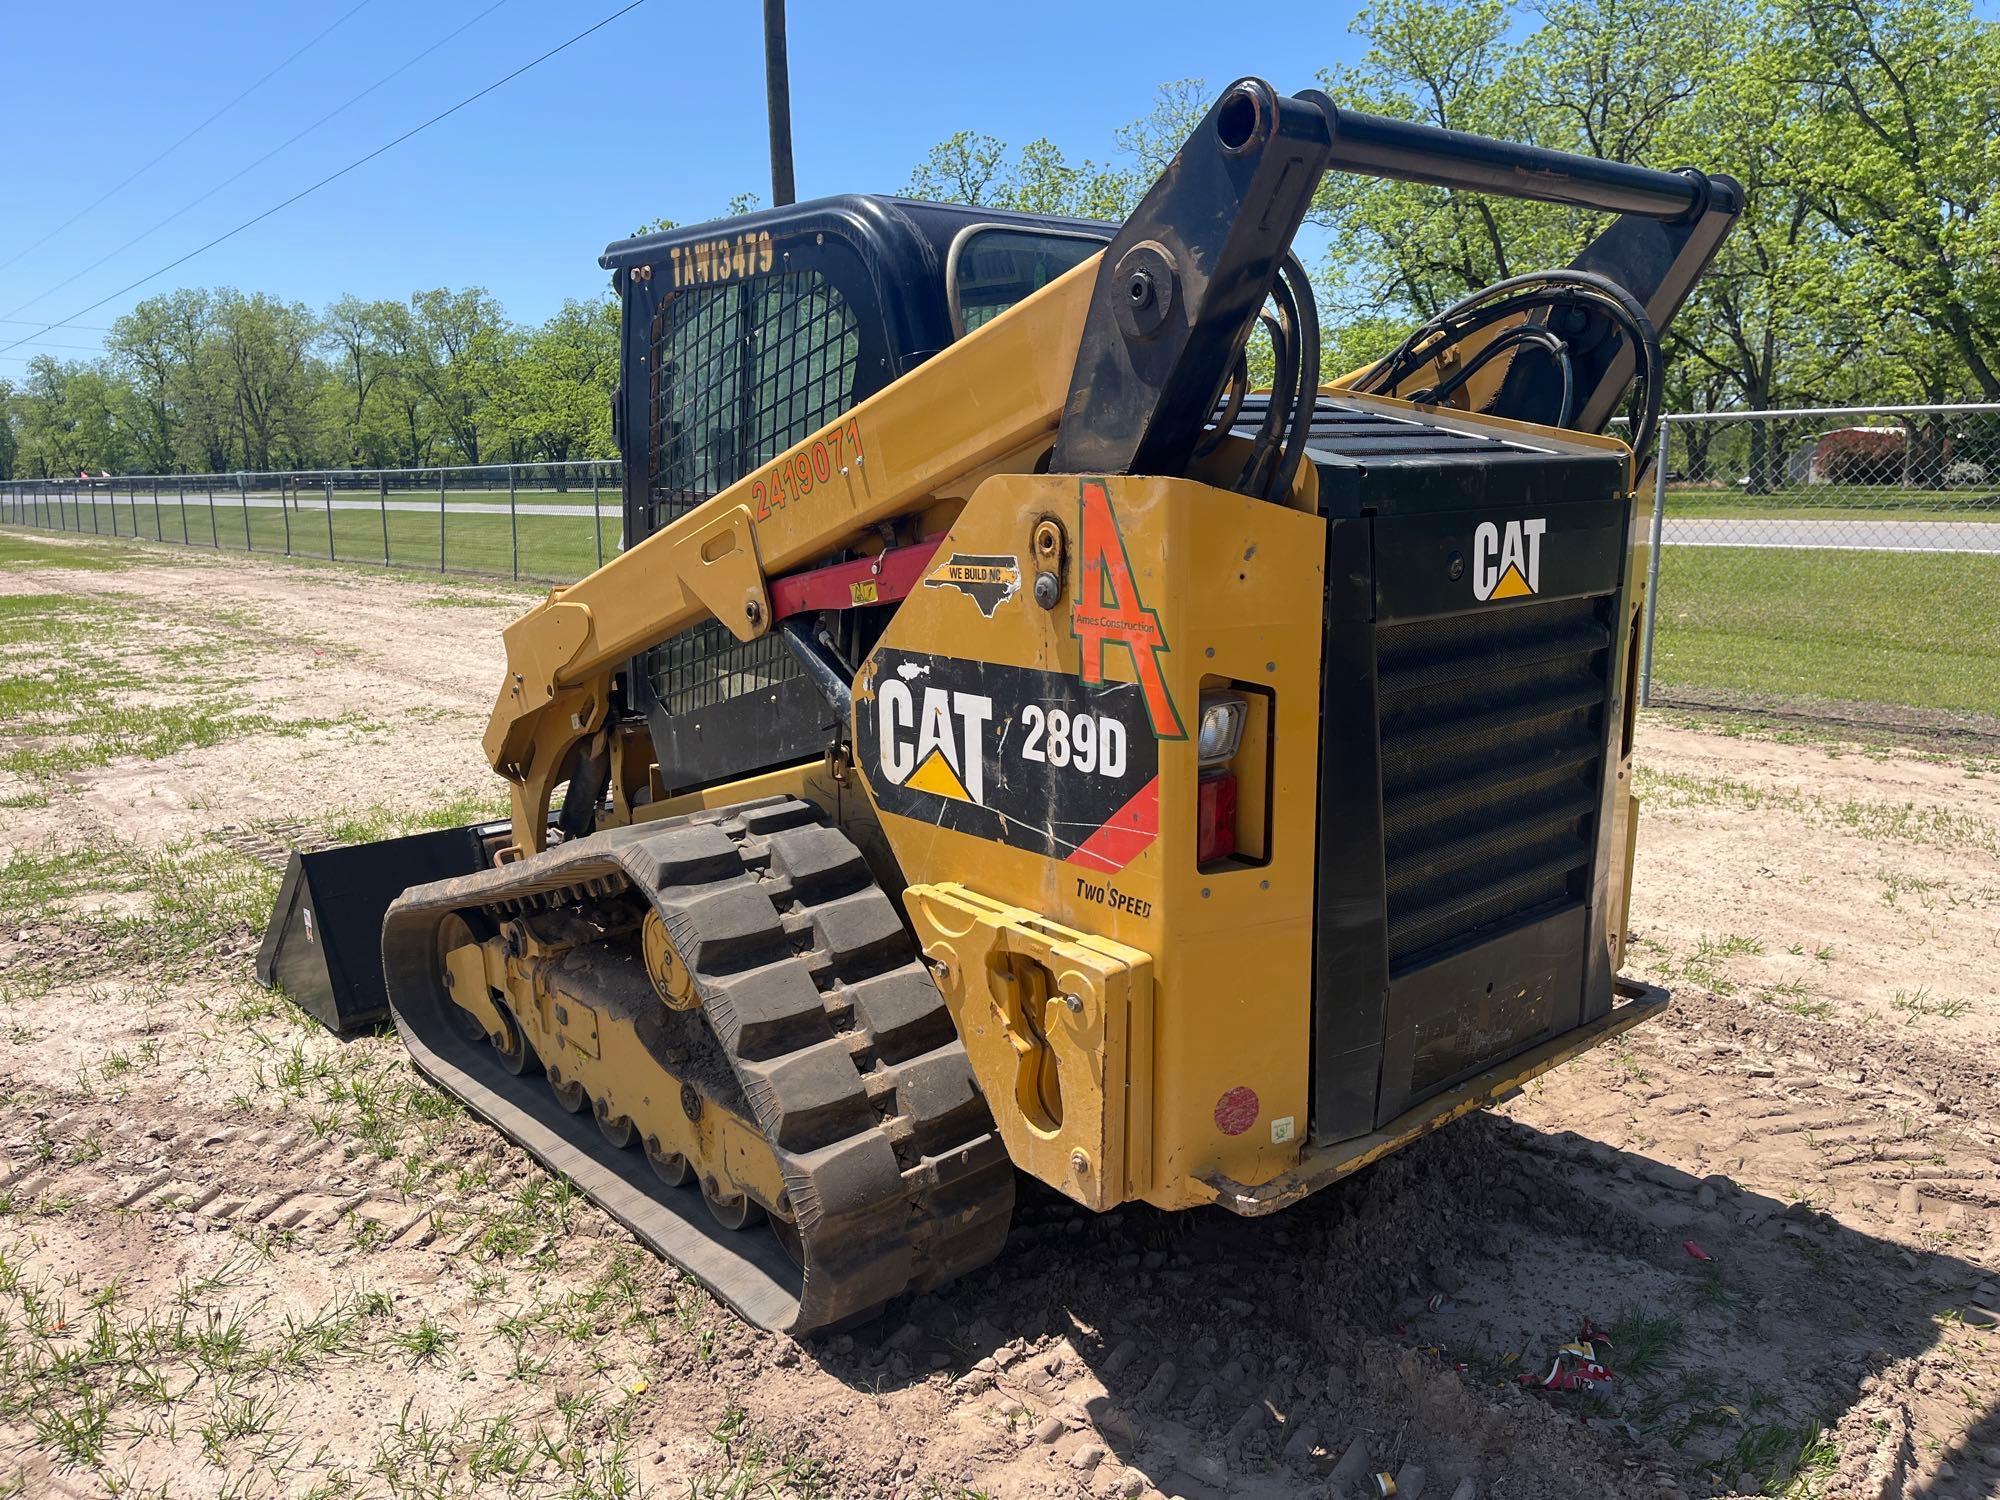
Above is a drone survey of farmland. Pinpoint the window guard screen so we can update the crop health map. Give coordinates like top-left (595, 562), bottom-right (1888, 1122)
top-left (642, 270), bottom-right (860, 717)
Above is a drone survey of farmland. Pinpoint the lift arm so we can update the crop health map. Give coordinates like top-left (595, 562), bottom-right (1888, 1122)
top-left (483, 80), bottom-right (1740, 854)
top-left (480, 254), bottom-right (1095, 848)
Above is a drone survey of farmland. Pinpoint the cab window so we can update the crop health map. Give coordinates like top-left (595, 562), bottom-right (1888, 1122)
top-left (950, 227), bottom-right (1105, 337)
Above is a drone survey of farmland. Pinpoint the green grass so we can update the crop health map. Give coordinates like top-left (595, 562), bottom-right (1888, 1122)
top-left (0, 593), bottom-right (127, 651)
top-left (0, 533), bottom-right (142, 570)
top-left (1729, 1418), bottom-right (1838, 1497)
top-left (1665, 482), bottom-right (1999, 523)
top-left (319, 789), bottom-right (511, 848)
top-left (0, 845), bottom-right (150, 917)
top-left (6, 494), bottom-right (619, 583)
top-left (1611, 1306), bottom-right (1684, 1379)
top-left (0, 590), bottom-right (347, 783)
top-left (1889, 986), bottom-right (1972, 1024)
top-left (0, 838), bottom-right (279, 976)
top-left (1649, 546), bottom-right (2000, 719)
top-left (1634, 764), bottom-right (2000, 855)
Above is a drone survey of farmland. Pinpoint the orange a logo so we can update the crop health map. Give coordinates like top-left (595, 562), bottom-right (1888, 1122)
top-left (1071, 480), bottom-right (1184, 739)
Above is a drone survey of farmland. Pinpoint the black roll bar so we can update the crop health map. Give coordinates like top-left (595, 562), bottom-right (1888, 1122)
top-left (1296, 91), bottom-right (1737, 220)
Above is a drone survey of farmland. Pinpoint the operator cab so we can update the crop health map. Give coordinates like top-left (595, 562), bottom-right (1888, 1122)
top-left (600, 197), bottom-right (1110, 791)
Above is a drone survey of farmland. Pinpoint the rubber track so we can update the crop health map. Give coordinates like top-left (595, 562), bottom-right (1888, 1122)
top-left (381, 796), bottom-right (1014, 1334)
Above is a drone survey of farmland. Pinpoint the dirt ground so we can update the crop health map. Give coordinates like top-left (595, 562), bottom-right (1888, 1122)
top-left (1, 535), bottom-right (1998, 1500)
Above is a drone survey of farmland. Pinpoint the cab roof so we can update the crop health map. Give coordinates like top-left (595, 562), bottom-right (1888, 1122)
top-left (599, 193), bottom-right (1112, 275)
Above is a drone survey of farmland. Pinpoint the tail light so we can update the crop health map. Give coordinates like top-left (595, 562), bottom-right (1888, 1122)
top-left (1197, 771), bottom-right (1237, 863)
top-left (1196, 690), bottom-right (1247, 864)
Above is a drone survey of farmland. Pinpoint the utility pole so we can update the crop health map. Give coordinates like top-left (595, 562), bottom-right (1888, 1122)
top-left (763, 0), bottom-right (796, 207)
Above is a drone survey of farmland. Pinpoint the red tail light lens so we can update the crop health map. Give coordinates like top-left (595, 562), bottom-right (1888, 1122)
top-left (1197, 771), bottom-right (1237, 864)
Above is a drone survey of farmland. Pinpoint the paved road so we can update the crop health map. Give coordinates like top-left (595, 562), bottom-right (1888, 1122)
top-left (191, 500), bottom-right (2000, 550)
top-left (16, 495), bottom-right (2000, 553)
top-left (240, 494), bottom-right (604, 517)
top-left (1661, 516), bottom-right (2000, 554)
top-left (34, 493), bottom-right (606, 518)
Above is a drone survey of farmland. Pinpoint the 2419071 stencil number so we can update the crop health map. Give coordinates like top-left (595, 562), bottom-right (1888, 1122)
top-left (1019, 706), bottom-right (1127, 777)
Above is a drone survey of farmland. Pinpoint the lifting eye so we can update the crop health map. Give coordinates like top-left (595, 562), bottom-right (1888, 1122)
top-left (1215, 87), bottom-right (1262, 153)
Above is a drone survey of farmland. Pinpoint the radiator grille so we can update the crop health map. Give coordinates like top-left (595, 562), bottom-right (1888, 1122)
top-left (1377, 595), bottom-right (1613, 971)
top-left (641, 272), bottom-right (860, 716)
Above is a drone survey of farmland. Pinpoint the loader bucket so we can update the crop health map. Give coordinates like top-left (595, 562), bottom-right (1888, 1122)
top-left (255, 822), bottom-right (507, 1034)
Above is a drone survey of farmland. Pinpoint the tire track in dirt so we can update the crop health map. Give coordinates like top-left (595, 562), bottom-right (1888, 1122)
top-left (0, 1090), bottom-right (622, 1263)
top-left (1503, 984), bottom-right (2000, 1500)
top-left (9, 541), bottom-right (2000, 1496)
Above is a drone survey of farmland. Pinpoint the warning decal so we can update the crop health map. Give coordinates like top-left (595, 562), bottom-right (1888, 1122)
top-left (858, 650), bottom-right (1161, 871)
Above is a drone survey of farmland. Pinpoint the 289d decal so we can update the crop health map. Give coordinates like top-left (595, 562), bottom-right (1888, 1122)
top-left (859, 651), bottom-right (1160, 873)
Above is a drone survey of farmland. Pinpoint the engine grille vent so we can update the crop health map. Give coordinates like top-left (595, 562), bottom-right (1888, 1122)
top-left (1376, 595), bottom-right (1613, 972)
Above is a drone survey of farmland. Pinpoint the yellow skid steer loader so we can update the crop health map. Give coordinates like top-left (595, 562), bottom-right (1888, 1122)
top-left (258, 80), bottom-right (1739, 1333)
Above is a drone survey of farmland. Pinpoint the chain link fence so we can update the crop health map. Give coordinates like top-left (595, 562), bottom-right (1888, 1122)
top-left (5, 406), bottom-right (1999, 735)
top-left (1639, 403), bottom-right (2000, 735)
top-left (0, 461), bottom-right (623, 584)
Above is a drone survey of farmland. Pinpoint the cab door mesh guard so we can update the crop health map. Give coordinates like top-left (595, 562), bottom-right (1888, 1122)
top-left (642, 271), bottom-right (860, 716)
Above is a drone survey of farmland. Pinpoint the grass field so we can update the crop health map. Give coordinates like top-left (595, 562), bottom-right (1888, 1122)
top-left (3, 494), bottom-right (619, 581)
top-left (1649, 544), bottom-right (2000, 719)
top-left (5, 505), bottom-right (1999, 723)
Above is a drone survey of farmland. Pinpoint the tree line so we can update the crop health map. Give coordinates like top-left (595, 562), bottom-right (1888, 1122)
top-left (908, 0), bottom-right (1998, 427)
top-left (2, 0), bottom-right (1993, 480)
top-left (0, 287), bottom-right (615, 480)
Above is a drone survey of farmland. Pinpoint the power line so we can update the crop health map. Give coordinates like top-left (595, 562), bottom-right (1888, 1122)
top-left (0, 318), bottom-right (109, 332)
top-left (0, 0), bottom-right (650, 358)
top-left (0, 1), bottom-right (375, 275)
top-left (0, 0), bottom-right (513, 323)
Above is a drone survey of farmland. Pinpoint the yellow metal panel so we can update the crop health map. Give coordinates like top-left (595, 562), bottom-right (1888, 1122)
top-left (668, 504), bottom-right (770, 643)
top-left (1203, 980), bottom-right (1669, 1215)
top-left (856, 471), bottom-right (1326, 1210)
top-left (904, 883), bottom-right (1152, 1209)
top-left (552, 993), bottom-right (601, 1060)
top-left (1615, 794), bottom-right (1641, 974)
top-left (440, 942), bottom-right (505, 1040)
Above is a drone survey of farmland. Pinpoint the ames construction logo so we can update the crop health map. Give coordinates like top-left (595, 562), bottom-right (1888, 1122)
top-left (1472, 517), bottom-right (1547, 601)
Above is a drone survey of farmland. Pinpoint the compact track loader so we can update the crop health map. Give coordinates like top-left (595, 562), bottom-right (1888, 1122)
top-left (260, 80), bottom-right (1740, 1333)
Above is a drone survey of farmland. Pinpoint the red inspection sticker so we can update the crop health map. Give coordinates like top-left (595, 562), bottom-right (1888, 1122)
top-left (1213, 1086), bottom-right (1260, 1137)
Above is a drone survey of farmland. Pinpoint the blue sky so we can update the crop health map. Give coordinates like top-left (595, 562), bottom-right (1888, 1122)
top-left (0, 2), bottom-right (1380, 370)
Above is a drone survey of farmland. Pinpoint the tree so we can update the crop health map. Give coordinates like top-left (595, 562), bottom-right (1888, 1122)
top-left (0, 381), bottom-right (17, 480)
top-left (210, 292), bottom-right (320, 470)
top-left (906, 132), bottom-right (1009, 205)
top-left (1777, 0), bottom-right (2000, 397)
top-left (399, 288), bottom-right (512, 465)
top-left (321, 296), bottom-right (402, 466)
top-left (1649, 23), bottom-right (1846, 487)
top-left (1111, 79), bottom-right (1210, 178)
top-left (905, 131), bottom-right (1137, 218)
top-left (107, 294), bottom-right (190, 472)
top-left (1312, 0), bottom-right (1549, 329)
top-left (1313, 0), bottom-right (1744, 333)
top-left (491, 298), bottom-right (618, 481)
top-left (12, 356), bottom-right (132, 477)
